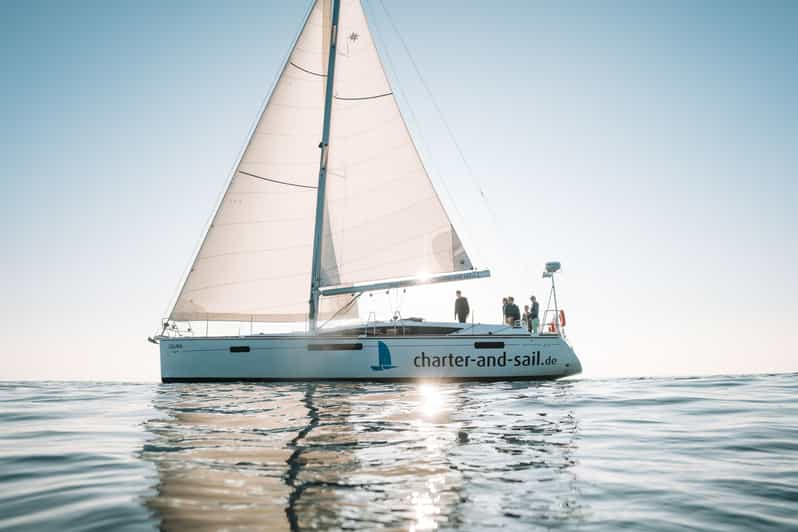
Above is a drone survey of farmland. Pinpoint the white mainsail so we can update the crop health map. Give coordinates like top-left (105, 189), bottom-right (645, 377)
top-left (320, 0), bottom-right (473, 287)
top-left (170, 0), bottom-right (474, 324)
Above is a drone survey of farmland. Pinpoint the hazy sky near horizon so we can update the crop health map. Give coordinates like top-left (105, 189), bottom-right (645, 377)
top-left (1, 0), bottom-right (796, 381)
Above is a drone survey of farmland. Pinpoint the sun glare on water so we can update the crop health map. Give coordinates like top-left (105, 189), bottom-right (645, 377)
top-left (418, 383), bottom-right (445, 419)
top-left (409, 383), bottom-right (450, 531)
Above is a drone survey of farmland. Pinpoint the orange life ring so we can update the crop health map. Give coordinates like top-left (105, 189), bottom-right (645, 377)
top-left (559, 310), bottom-right (566, 327)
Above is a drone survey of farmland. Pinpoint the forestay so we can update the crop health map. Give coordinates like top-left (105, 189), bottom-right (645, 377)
top-left (169, 0), bottom-right (474, 324)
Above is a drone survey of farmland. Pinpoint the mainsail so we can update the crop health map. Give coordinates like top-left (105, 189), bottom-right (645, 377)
top-left (170, 0), bottom-right (474, 323)
top-left (320, 0), bottom-right (473, 288)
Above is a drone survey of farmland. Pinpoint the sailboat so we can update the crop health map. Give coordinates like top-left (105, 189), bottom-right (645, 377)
top-left (153, 0), bottom-right (582, 382)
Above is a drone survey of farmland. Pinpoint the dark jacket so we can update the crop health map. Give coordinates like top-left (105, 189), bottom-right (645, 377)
top-left (455, 296), bottom-right (470, 319)
top-left (506, 303), bottom-right (521, 323)
top-left (529, 301), bottom-right (539, 320)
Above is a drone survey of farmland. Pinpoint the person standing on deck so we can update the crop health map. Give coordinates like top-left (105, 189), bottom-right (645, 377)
top-left (502, 297), bottom-right (509, 323)
top-left (454, 290), bottom-right (470, 323)
top-left (506, 297), bottom-right (521, 326)
top-left (528, 295), bottom-right (540, 334)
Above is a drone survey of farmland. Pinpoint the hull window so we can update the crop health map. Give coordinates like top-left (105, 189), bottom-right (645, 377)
top-left (229, 346), bottom-right (251, 353)
top-left (308, 343), bottom-right (364, 351)
top-left (475, 341), bottom-right (504, 349)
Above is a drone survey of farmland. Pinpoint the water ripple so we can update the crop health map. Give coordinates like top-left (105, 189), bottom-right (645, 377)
top-left (0, 374), bottom-right (796, 530)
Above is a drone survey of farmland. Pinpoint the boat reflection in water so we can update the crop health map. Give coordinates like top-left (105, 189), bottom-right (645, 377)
top-left (142, 381), bottom-right (581, 530)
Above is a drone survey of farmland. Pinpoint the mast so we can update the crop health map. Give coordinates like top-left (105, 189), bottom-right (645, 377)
top-left (309, 0), bottom-right (341, 333)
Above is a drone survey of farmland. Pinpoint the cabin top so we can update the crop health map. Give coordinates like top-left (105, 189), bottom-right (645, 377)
top-left (317, 320), bottom-right (542, 337)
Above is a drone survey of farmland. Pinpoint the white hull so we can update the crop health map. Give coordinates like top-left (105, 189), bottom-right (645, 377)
top-left (159, 331), bottom-right (581, 382)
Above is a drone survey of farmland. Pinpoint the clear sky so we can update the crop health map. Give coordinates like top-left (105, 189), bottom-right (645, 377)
top-left (1, 0), bottom-right (796, 381)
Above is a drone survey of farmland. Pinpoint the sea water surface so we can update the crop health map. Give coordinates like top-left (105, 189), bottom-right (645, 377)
top-left (0, 374), bottom-right (796, 531)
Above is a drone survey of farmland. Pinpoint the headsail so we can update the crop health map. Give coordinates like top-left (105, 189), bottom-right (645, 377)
top-left (169, 0), bottom-right (478, 324)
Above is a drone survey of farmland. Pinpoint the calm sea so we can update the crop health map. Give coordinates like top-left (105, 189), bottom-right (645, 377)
top-left (0, 374), bottom-right (796, 531)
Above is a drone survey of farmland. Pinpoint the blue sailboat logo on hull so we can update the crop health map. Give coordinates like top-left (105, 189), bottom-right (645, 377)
top-left (371, 341), bottom-right (398, 371)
